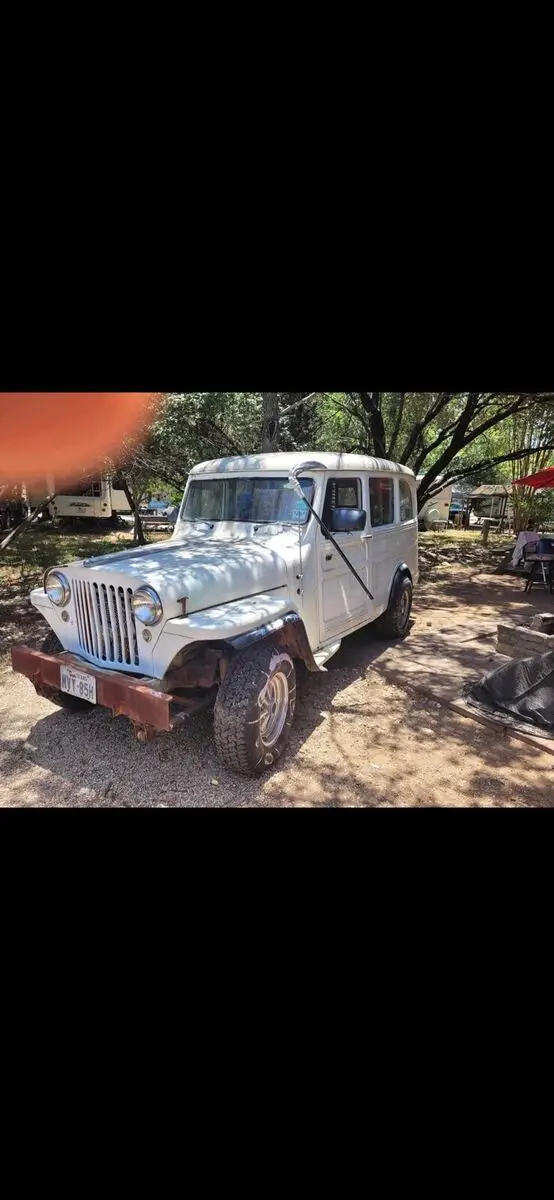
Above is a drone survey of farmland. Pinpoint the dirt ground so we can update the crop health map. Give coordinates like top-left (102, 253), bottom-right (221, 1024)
top-left (1, 530), bottom-right (554, 808)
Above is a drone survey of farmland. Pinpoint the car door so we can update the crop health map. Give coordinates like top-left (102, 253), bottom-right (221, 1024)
top-left (319, 474), bottom-right (374, 643)
top-left (367, 474), bottom-right (398, 612)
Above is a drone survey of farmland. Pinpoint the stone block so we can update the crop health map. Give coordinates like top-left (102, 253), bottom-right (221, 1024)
top-left (497, 620), bottom-right (554, 659)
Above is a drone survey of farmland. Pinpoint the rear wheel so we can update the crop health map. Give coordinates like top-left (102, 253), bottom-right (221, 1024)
top-left (376, 576), bottom-right (413, 639)
top-left (214, 645), bottom-right (296, 775)
top-left (41, 630), bottom-right (94, 712)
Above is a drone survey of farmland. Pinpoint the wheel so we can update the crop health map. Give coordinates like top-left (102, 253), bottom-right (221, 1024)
top-left (214, 644), bottom-right (296, 775)
top-left (377, 576), bottom-right (413, 639)
top-left (40, 630), bottom-right (94, 712)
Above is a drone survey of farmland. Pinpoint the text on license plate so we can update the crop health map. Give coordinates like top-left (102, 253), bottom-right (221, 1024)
top-left (60, 666), bottom-right (97, 704)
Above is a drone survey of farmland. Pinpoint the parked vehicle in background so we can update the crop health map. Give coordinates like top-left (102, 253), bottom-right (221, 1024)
top-left (417, 476), bottom-right (454, 531)
top-left (469, 485), bottom-right (513, 530)
top-left (25, 474), bottom-right (132, 524)
top-left (12, 453), bottom-right (418, 776)
top-left (165, 506), bottom-right (179, 533)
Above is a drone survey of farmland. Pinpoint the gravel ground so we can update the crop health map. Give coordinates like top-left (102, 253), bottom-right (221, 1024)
top-left (2, 529), bottom-right (554, 807)
top-left (2, 606), bottom-right (554, 807)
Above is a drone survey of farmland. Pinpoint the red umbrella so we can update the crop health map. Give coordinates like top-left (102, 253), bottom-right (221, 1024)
top-left (513, 467), bottom-right (554, 489)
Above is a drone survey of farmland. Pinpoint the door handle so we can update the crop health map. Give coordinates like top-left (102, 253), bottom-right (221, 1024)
top-left (325, 553), bottom-right (333, 561)
top-left (361, 533), bottom-right (373, 540)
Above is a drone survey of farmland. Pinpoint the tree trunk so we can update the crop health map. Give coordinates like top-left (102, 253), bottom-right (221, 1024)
top-left (388, 392), bottom-right (406, 461)
top-left (120, 476), bottom-right (146, 546)
top-left (261, 393), bottom-right (280, 452)
top-left (0, 494), bottom-right (56, 552)
top-left (353, 393), bottom-right (387, 458)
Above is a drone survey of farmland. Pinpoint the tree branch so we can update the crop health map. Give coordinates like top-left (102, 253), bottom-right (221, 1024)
top-left (388, 392), bottom-right (406, 460)
top-left (339, 398), bottom-right (372, 441)
top-left (0, 493), bottom-right (57, 552)
top-left (459, 396), bottom-right (528, 447)
top-left (398, 392), bottom-right (455, 465)
top-left (419, 444), bottom-right (554, 505)
top-left (279, 393), bottom-right (318, 421)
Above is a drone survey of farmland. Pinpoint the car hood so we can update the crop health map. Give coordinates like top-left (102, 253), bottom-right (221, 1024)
top-left (73, 536), bottom-right (288, 615)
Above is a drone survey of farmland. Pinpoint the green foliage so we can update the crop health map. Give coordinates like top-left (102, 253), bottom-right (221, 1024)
top-left (152, 393), bottom-right (261, 472)
top-left (512, 489), bottom-right (554, 531)
top-left (107, 391), bottom-right (554, 517)
top-left (279, 393), bottom-right (321, 452)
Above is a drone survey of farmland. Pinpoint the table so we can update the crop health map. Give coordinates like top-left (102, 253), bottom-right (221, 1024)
top-left (524, 554), bottom-right (554, 593)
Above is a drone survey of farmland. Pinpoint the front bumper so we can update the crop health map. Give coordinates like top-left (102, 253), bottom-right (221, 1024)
top-left (11, 647), bottom-right (213, 738)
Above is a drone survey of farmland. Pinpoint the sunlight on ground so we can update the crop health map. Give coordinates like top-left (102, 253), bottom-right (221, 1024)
top-left (0, 528), bottom-right (171, 590)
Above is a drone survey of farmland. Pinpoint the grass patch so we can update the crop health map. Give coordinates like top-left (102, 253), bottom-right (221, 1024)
top-left (0, 527), bottom-right (170, 595)
top-left (418, 530), bottom-right (515, 577)
top-left (420, 530), bottom-right (513, 549)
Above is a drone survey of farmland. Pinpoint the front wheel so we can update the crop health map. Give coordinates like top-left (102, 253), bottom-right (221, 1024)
top-left (376, 576), bottom-right (413, 639)
top-left (214, 645), bottom-right (296, 775)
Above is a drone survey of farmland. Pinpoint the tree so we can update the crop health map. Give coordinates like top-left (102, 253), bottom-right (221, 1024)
top-left (104, 394), bottom-right (165, 545)
top-left (261, 393), bottom-right (319, 453)
top-left (0, 490), bottom-right (57, 552)
top-left (347, 393), bottom-right (387, 458)
top-left (261, 394), bottom-right (280, 452)
top-left (103, 392), bottom-right (554, 521)
top-left (409, 393), bottom-right (554, 507)
top-left (508, 401), bottom-right (554, 532)
top-left (320, 392), bottom-right (554, 510)
top-left (107, 394), bottom-right (261, 522)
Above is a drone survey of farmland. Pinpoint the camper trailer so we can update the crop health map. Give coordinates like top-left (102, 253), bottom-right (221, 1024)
top-left (26, 475), bottom-right (132, 523)
top-left (417, 476), bottom-right (454, 531)
top-left (469, 485), bottom-right (513, 530)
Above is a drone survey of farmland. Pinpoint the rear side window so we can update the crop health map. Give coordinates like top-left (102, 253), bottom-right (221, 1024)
top-left (399, 479), bottom-right (415, 523)
top-left (369, 478), bottom-right (395, 527)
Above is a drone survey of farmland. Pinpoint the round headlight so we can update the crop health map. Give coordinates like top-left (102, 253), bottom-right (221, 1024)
top-left (45, 570), bottom-right (71, 608)
top-left (131, 586), bottom-right (163, 626)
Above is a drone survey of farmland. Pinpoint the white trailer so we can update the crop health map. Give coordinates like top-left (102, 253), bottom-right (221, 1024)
top-left (26, 475), bottom-right (132, 522)
top-left (417, 476), bottom-right (454, 530)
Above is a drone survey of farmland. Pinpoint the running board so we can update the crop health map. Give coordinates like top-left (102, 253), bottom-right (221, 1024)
top-left (314, 641), bottom-right (342, 670)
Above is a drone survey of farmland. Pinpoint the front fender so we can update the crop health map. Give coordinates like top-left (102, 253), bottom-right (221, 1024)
top-left (163, 592), bottom-right (294, 641)
top-left (228, 611), bottom-right (322, 672)
top-left (155, 595), bottom-right (321, 676)
top-left (152, 592), bottom-right (312, 678)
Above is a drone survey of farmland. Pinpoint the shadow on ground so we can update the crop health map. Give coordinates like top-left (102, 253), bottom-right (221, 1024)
top-left (2, 613), bottom-right (553, 808)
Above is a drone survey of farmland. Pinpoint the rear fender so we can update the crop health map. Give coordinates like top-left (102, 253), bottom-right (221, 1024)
top-left (388, 563), bottom-right (413, 607)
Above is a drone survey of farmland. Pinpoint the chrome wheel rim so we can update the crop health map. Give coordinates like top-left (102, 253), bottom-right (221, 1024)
top-left (259, 671), bottom-right (289, 748)
top-left (399, 589), bottom-right (411, 623)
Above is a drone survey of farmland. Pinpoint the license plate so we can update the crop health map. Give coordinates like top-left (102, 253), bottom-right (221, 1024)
top-left (60, 666), bottom-right (97, 704)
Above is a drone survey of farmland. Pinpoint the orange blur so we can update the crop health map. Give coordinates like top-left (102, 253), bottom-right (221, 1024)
top-left (0, 393), bottom-right (156, 486)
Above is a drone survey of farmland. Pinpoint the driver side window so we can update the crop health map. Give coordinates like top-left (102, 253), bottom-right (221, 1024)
top-left (322, 478), bottom-right (362, 536)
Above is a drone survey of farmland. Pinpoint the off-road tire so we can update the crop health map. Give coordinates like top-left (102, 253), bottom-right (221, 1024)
top-left (41, 630), bottom-right (94, 712)
top-left (376, 576), bottom-right (413, 639)
top-left (42, 630), bottom-right (64, 656)
top-left (214, 645), bottom-right (296, 775)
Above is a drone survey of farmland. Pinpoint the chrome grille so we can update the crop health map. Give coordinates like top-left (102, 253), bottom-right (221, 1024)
top-left (74, 580), bottom-right (139, 667)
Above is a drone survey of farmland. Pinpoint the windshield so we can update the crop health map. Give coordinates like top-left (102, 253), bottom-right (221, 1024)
top-left (183, 477), bottom-right (314, 525)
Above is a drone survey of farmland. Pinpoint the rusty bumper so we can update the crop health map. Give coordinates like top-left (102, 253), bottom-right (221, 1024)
top-left (11, 646), bottom-right (209, 736)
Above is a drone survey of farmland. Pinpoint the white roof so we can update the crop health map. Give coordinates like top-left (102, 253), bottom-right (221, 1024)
top-left (190, 453), bottom-right (415, 478)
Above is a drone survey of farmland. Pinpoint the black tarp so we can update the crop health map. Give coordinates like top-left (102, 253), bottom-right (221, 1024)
top-left (466, 651), bottom-right (554, 737)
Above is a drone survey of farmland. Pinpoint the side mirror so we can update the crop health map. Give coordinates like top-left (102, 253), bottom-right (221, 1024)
top-left (331, 508), bottom-right (367, 534)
